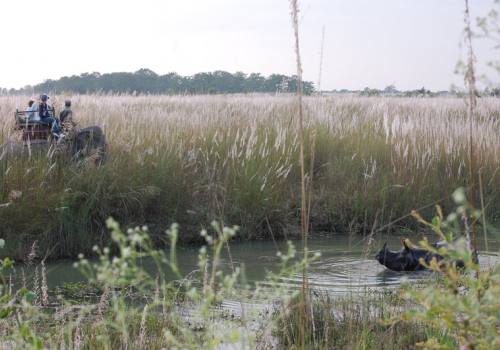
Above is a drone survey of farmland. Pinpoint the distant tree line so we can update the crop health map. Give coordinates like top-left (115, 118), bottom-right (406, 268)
top-left (359, 85), bottom-right (440, 97)
top-left (0, 69), bottom-right (315, 95)
top-left (327, 85), bottom-right (500, 98)
top-left (3, 74), bottom-right (500, 97)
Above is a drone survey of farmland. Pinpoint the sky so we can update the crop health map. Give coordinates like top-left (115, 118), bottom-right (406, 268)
top-left (0, 0), bottom-right (498, 91)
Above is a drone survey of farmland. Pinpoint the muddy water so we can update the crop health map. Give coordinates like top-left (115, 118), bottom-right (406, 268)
top-left (20, 234), bottom-right (500, 297)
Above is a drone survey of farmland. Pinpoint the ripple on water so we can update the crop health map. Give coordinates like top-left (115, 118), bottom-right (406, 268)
top-left (268, 252), bottom-right (499, 296)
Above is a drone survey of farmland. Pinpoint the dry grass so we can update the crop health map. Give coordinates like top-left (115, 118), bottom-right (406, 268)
top-left (1, 94), bottom-right (500, 258)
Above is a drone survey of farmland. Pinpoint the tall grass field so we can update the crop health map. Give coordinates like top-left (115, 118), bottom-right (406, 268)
top-left (1, 94), bottom-right (500, 259)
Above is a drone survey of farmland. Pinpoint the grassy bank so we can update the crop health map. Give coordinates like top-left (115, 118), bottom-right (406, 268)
top-left (1, 95), bottom-right (500, 259)
top-left (0, 207), bottom-right (498, 349)
top-left (273, 292), bottom-right (453, 350)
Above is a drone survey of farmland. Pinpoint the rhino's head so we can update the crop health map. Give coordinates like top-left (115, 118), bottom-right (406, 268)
top-left (375, 242), bottom-right (390, 264)
top-left (375, 239), bottom-right (422, 271)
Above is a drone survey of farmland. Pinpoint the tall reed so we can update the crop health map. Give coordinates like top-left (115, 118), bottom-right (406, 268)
top-left (288, 1), bottom-right (310, 347)
top-left (464, 0), bottom-right (479, 255)
top-left (317, 26), bottom-right (326, 94)
top-left (1, 95), bottom-right (500, 259)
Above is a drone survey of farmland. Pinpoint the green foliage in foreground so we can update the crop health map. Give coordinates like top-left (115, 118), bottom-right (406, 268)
top-left (401, 189), bottom-right (500, 350)
top-left (274, 189), bottom-right (500, 350)
top-left (0, 191), bottom-right (499, 349)
top-left (0, 219), bottom-right (308, 349)
top-left (274, 291), bottom-right (446, 350)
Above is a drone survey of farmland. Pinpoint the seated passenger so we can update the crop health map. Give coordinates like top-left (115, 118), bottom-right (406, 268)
top-left (39, 94), bottom-right (63, 139)
top-left (25, 99), bottom-right (40, 122)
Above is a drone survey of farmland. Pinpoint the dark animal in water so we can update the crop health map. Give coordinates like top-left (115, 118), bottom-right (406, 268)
top-left (375, 239), bottom-right (467, 272)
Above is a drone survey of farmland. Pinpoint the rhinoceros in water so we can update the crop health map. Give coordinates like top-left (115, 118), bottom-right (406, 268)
top-left (375, 239), bottom-right (466, 272)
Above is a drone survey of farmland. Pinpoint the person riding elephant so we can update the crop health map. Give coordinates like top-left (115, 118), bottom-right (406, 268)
top-left (2, 99), bottom-right (106, 165)
top-left (39, 94), bottom-right (63, 139)
top-left (59, 100), bottom-right (78, 139)
top-left (59, 100), bottom-right (73, 123)
top-left (25, 99), bottom-right (40, 122)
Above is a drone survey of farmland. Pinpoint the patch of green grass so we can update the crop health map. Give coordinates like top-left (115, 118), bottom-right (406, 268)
top-left (273, 291), bottom-right (455, 350)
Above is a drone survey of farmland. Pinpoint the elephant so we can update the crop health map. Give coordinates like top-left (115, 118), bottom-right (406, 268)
top-left (0, 125), bottom-right (107, 166)
top-left (70, 126), bottom-right (107, 165)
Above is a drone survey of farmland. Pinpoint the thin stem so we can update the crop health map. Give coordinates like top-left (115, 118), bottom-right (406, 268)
top-left (464, 0), bottom-right (478, 256)
top-left (317, 26), bottom-right (325, 94)
top-left (289, 0), bottom-right (309, 347)
top-left (478, 170), bottom-right (489, 252)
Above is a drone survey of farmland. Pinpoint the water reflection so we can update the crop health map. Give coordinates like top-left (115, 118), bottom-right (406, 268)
top-left (14, 234), bottom-right (500, 297)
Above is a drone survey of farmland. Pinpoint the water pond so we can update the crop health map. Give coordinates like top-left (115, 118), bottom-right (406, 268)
top-left (20, 234), bottom-right (499, 297)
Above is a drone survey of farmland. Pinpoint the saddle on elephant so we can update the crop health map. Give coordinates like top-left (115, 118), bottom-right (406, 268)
top-left (14, 109), bottom-right (52, 141)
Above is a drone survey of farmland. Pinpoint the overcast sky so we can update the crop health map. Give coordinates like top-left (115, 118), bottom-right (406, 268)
top-left (0, 0), bottom-right (497, 90)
